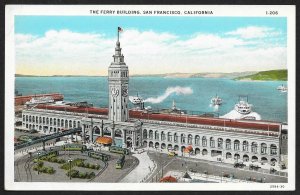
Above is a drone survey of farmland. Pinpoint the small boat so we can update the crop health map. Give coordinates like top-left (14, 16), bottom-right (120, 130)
top-left (234, 96), bottom-right (252, 114)
top-left (211, 95), bottom-right (222, 106)
top-left (25, 96), bottom-right (54, 105)
top-left (277, 84), bottom-right (287, 92)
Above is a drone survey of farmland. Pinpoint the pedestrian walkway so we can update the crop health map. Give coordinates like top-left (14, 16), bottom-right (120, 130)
top-left (121, 151), bottom-right (155, 183)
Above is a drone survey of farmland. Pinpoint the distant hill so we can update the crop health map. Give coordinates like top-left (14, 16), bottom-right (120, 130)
top-left (235, 69), bottom-right (287, 81)
top-left (132, 71), bottom-right (257, 78)
top-left (15, 74), bottom-right (103, 77)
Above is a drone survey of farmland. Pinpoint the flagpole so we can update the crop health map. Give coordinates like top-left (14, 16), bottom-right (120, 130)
top-left (117, 27), bottom-right (119, 42)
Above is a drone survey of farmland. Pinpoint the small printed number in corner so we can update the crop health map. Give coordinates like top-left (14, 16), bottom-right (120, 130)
top-left (266, 11), bottom-right (278, 15)
top-left (270, 185), bottom-right (285, 189)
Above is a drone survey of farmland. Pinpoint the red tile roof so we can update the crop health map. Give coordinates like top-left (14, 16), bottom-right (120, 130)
top-left (35, 105), bottom-right (281, 133)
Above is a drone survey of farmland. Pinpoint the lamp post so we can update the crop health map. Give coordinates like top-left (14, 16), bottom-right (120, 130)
top-left (68, 158), bottom-right (73, 180)
top-left (37, 151), bottom-right (41, 175)
top-left (221, 171), bottom-right (224, 183)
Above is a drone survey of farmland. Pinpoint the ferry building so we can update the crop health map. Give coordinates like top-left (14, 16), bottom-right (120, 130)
top-left (21, 30), bottom-right (286, 167)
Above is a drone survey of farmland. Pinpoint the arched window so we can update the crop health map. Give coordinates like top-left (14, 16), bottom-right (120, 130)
top-left (174, 133), bottom-right (178, 143)
top-left (195, 135), bottom-right (200, 146)
top-left (149, 130), bottom-right (153, 140)
top-left (210, 137), bottom-right (215, 148)
top-left (251, 142), bottom-right (258, 153)
top-left (155, 131), bottom-right (159, 140)
top-left (270, 144), bottom-right (277, 155)
top-left (243, 141), bottom-right (249, 151)
top-left (202, 136), bottom-right (207, 147)
top-left (188, 134), bottom-right (193, 145)
top-left (93, 126), bottom-right (100, 134)
top-left (161, 131), bottom-right (166, 141)
top-left (181, 134), bottom-right (186, 144)
top-left (143, 129), bottom-right (148, 139)
top-left (218, 138), bottom-right (223, 148)
top-left (226, 139), bottom-right (231, 150)
top-left (234, 140), bottom-right (240, 151)
top-left (261, 143), bottom-right (267, 154)
top-left (167, 132), bottom-right (172, 142)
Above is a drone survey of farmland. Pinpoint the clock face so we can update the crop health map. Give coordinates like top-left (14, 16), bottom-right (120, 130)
top-left (111, 87), bottom-right (119, 97)
top-left (121, 86), bottom-right (128, 97)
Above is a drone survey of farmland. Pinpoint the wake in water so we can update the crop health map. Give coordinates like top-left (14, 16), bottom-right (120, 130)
top-left (143, 86), bottom-right (193, 104)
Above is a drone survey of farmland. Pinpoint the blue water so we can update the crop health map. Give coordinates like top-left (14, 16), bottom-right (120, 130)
top-left (15, 77), bottom-right (287, 122)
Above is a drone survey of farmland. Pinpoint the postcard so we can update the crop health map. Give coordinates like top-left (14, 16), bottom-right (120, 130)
top-left (5, 4), bottom-right (295, 191)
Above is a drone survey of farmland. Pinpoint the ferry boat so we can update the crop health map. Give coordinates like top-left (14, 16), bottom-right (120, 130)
top-left (211, 95), bottom-right (222, 106)
top-left (234, 97), bottom-right (252, 114)
top-left (25, 96), bottom-right (54, 106)
top-left (220, 96), bottom-right (261, 120)
top-left (277, 84), bottom-right (287, 92)
top-left (129, 93), bottom-right (144, 109)
top-left (129, 93), bottom-right (144, 105)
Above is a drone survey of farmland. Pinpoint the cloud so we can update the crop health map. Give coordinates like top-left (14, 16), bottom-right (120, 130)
top-left (15, 27), bottom-right (286, 76)
top-left (225, 26), bottom-right (280, 39)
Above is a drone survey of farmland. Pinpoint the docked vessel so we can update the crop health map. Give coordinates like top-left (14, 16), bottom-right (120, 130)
top-left (25, 96), bottom-right (54, 106)
top-left (277, 84), bottom-right (287, 92)
top-left (234, 98), bottom-right (252, 114)
top-left (221, 96), bottom-right (261, 120)
top-left (211, 95), bottom-right (222, 106)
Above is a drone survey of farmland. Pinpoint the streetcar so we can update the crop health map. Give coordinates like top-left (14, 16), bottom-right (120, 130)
top-left (62, 143), bottom-right (87, 151)
top-left (109, 146), bottom-right (130, 155)
top-left (115, 154), bottom-right (125, 169)
top-left (87, 151), bottom-right (110, 161)
top-left (33, 150), bottom-right (59, 159)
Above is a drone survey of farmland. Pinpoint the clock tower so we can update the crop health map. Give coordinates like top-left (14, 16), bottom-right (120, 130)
top-left (108, 28), bottom-right (129, 122)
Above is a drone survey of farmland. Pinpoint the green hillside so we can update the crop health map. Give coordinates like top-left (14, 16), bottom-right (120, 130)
top-left (235, 69), bottom-right (287, 81)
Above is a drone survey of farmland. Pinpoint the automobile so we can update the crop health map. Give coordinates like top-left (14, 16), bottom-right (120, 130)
top-left (168, 151), bottom-right (177, 157)
top-left (280, 164), bottom-right (286, 170)
top-left (249, 164), bottom-right (261, 170)
top-left (189, 168), bottom-right (197, 173)
top-left (234, 162), bottom-right (245, 168)
top-left (270, 168), bottom-right (277, 173)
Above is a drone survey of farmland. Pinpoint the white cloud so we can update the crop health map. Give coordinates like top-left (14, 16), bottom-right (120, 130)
top-left (15, 27), bottom-right (286, 76)
top-left (225, 26), bottom-right (280, 39)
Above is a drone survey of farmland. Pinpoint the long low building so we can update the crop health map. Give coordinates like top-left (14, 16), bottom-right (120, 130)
top-left (21, 104), bottom-right (284, 166)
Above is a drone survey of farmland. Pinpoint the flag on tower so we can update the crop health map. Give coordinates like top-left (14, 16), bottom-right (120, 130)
top-left (118, 27), bottom-right (123, 32)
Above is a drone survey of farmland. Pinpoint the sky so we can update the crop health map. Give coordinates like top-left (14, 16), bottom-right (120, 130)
top-left (15, 16), bottom-right (287, 76)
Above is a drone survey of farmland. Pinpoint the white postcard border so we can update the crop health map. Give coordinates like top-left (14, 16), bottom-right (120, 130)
top-left (5, 4), bottom-right (296, 191)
